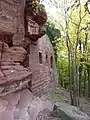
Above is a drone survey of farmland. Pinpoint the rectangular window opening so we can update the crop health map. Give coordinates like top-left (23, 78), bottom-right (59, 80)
top-left (46, 54), bottom-right (48, 63)
top-left (39, 52), bottom-right (42, 64)
top-left (50, 56), bottom-right (53, 68)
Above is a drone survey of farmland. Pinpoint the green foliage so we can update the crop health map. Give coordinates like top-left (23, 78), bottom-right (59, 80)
top-left (31, 0), bottom-right (46, 15)
top-left (45, 21), bottom-right (61, 44)
top-left (43, 0), bottom-right (90, 96)
top-left (39, 4), bottom-right (46, 11)
top-left (45, 21), bottom-right (61, 66)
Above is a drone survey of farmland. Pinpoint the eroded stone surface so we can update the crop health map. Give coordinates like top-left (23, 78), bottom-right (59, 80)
top-left (10, 46), bottom-right (27, 62)
top-left (36, 108), bottom-right (62, 120)
top-left (52, 103), bottom-right (90, 120)
top-left (0, 42), bottom-right (27, 62)
top-left (0, 0), bottom-right (55, 98)
top-left (0, 89), bottom-right (53, 120)
top-left (0, 42), bottom-right (32, 96)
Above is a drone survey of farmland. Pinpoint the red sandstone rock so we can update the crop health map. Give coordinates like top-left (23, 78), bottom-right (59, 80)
top-left (0, 0), bottom-right (54, 97)
top-left (0, 0), bottom-right (18, 34)
top-left (0, 42), bottom-right (9, 52)
top-left (25, 0), bottom-right (47, 41)
top-left (0, 41), bottom-right (32, 96)
top-left (0, 42), bottom-right (11, 61)
top-left (0, 42), bottom-right (27, 62)
top-left (0, 70), bottom-right (4, 78)
top-left (0, 89), bottom-right (53, 120)
top-left (0, 63), bottom-right (32, 96)
top-left (25, 18), bottom-right (46, 40)
top-left (10, 47), bottom-right (27, 62)
top-left (25, 18), bottom-right (40, 40)
top-left (34, 9), bottom-right (47, 25)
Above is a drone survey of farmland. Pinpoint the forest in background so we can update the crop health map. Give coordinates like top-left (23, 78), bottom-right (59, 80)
top-left (41, 0), bottom-right (90, 107)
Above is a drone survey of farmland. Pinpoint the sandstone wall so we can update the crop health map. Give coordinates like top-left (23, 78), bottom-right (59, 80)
top-left (29, 35), bottom-right (54, 96)
top-left (0, 0), bottom-right (17, 34)
top-left (0, 0), bottom-right (25, 46)
top-left (0, 0), bottom-right (55, 96)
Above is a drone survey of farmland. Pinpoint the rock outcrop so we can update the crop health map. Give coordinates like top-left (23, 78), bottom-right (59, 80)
top-left (52, 103), bottom-right (90, 120)
top-left (0, 0), bottom-right (58, 119)
top-left (36, 102), bottom-right (90, 120)
top-left (0, 0), bottom-right (53, 97)
top-left (36, 108), bottom-right (61, 120)
top-left (0, 89), bottom-right (53, 120)
top-left (25, 0), bottom-right (47, 41)
top-left (0, 41), bottom-right (32, 96)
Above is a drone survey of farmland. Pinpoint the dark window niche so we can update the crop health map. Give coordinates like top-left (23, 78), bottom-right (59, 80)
top-left (28, 80), bottom-right (32, 92)
top-left (8, 39), bottom-right (13, 47)
top-left (39, 52), bottom-right (42, 64)
top-left (46, 54), bottom-right (48, 63)
top-left (50, 56), bottom-right (53, 68)
top-left (23, 55), bottom-right (29, 68)
top-left (26, 45), bottom-right (30, 54)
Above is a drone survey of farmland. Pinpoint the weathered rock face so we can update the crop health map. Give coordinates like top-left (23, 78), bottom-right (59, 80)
top-left (0, 89), bottom-right (53, 120)
top-left (28, 35), bottom-right (55, 96)
top-left (0, 41), bottom-right (32, 96)
top-left (25, 0), bottom-right (47, 41)
top-left (0, 1), bottom-right (89, 119)
top-left (0, 0), bottom-right (25, 47)
top-left (0, 1), bottom-right (57, 119)
top-left (0, 0), bottom-right (17, 34)
top-left (25, 0), bottom-right (47, 25)
top-left (10, 46), bottom-right (27, 62)
top-left (52, 103), bottom-right (90, 120)
top-left (36, 103), bottom-right (90, 120)
top-left (36, 108), bottom-right (61, 120)
top-left (0, 0), bottom-right (54, 97)
top-left (0, 42), bottom-right (27, 62)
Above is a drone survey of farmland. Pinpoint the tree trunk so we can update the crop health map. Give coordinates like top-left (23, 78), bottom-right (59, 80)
top-left (79, 40), bottom-right (82, 96)
top-left (83, 69), bottom-right (87, 95)
top-left (68, 49), bottom-right (74, 105)
top-left (59, 69), bottom-right (63, 87)
top-left (79, 65), bottom-right (82, 96)
top-left (70, 52), bottom-right (80, 107)
top-left (87, 67), bottom-right (90, 97)
top-left (71, 53), bottom-right (76, 105)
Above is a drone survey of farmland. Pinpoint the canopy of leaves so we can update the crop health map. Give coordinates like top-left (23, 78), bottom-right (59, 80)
top-left (45, 21), bottom-right (61, 44)
top-left (43, 0), bottom-right (90, 96)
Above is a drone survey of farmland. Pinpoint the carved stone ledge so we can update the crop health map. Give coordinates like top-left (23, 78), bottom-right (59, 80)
top-left (25, 0), bottom-right (47, 39)
top-left (25, 18), bottom-right (46, 41)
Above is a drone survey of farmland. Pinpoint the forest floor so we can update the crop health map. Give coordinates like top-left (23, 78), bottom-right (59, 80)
top-left (41, 86), bottom-right (90, 117)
